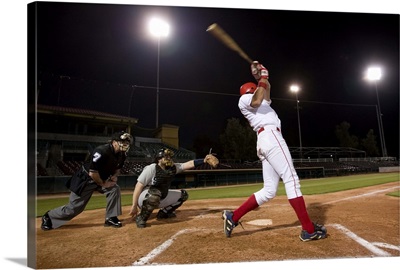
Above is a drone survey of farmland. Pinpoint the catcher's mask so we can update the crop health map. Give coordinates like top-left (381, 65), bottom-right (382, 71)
top-left (111, 131), bottom-right (133, 152)
top-left (154, 148), bottom-right (174, 167)
top-left (240, 82), bottom-right (257, 95)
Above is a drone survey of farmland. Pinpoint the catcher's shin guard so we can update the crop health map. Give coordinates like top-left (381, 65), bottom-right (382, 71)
top-left (136, 188), bottom-right (161, 228)
top-left (157, 190), bottom-right (188, 219)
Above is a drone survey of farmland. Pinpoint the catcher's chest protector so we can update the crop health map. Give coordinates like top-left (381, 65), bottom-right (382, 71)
top-left (152, 165), bottom-right (177, 199)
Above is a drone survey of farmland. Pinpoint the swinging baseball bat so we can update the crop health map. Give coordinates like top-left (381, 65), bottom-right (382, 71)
top-left (206, 23), bottom-right (253, 64)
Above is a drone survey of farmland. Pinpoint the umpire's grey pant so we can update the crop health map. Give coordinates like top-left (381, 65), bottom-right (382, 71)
top-left (47, 182), bottom-right (122, 229)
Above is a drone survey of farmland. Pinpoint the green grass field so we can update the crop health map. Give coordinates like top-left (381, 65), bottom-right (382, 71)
top-left (35, 172), bottom-right (399, 217)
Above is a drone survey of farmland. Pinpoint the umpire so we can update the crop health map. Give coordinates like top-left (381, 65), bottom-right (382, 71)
top-left (41, 131), bottom-right (133, 230)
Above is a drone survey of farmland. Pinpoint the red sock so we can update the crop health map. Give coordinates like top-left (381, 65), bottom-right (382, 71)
top-left (288, 196), bottom-right (314, 233)
top-left (232, 194), bottom-right (259, 223)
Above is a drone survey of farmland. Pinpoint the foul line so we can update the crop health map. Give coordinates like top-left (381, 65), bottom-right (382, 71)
top-left (133, 229), bottom-right (201, 266)
top-left (323, 186), bottom-right (399, 205)
top-left (331, 223), bottom-right (392, 257)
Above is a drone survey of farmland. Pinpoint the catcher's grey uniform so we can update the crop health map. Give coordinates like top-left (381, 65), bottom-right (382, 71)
top-left (137, 163), bottom-right (186, 209)
top-left (132, 148), bottom-right (218, 228)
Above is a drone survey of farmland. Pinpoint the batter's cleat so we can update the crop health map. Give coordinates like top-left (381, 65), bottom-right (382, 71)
top-left (41, 211), bottom-right (53, 231)
top-left (222, 210), bottom-right (237, 238)
top-left (156, 209), bottom-right (177, 220)
top-left (104, 216), bottom-right (122, 228)
top-left (135, 215), bottom-right (147, 228)
top-left (299, 223), bottom-right (327, 242)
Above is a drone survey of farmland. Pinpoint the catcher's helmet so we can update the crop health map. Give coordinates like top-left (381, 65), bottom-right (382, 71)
top-left (240, 82), bottom-right (257, 95)
top-left (155, 148), bottom-right (174, 159)
top-left (154, 148), bottom-right (175, 166)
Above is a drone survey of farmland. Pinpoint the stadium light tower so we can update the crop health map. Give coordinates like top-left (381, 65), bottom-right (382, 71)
top-left (149, 18), bottom-right (170, 128)
top-left (290, 84), bottom-right (303, 159)
top-left (366, 66), bottom-right (387, 157)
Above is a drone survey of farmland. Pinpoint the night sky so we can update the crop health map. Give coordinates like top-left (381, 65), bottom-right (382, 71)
top-left (0, 1), bottom-right (398, 270)
top-left (36, 2), bottom-right (399, 157)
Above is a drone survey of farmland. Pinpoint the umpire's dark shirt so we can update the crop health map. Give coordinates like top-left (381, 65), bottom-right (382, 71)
top-left (84, 143), bottom-right (126, 181)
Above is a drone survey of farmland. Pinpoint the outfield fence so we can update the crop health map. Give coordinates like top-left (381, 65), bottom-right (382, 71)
top-left (35, 163), bottom-right (397, 195)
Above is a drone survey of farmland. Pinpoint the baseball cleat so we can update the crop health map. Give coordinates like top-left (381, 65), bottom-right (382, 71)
top-left (104, 216), bottom-right (122, 228)
top-left (156, 209), bottom-right (177, 220)
top-left (41, 211), bottom-right (53, 231)
top-left (222, 210), bottom-right (237, 238)
top-left (135, 215), bottom-right (147, 228)
top-left (299, 223), bottom-right (327, 242)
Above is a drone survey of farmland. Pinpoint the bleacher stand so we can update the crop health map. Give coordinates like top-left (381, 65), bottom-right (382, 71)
top-left (37, 163), bottom-right (48, 176)
top-left (37, 138), bottom-right (197, 177)
top-left (56, 160), bottom-right (82, 176)
top-left (36, 135), bottom-right (398, 179)
top-left (121, 161), bottom-right (149, 175)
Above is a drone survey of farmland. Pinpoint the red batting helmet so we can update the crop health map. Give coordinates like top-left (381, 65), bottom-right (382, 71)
top-left (240, 82), bottom-right (257, 96)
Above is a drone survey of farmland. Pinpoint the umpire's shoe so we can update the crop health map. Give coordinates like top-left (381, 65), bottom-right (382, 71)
top-left (41, 211), bottom-right (53, 231)
top-left (104, 216), bottom-right (122, 228)
top-left (299, 223), bottom-right (327, 242)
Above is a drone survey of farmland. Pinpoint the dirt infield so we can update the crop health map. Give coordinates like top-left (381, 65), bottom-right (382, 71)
top-left (35, 181), bottom-right (400, 269)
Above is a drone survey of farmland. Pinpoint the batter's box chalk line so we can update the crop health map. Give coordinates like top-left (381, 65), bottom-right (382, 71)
top-left (331, 223), bottom-right (395, 257)
top-left (133, 223), bottom-right (397, 266)
top-left (133, 228), bottom-right (208, 266)
top-left (371, 242), bottom-right (400, 252)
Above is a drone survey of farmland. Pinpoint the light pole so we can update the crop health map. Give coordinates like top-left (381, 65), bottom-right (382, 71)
top-left (149, 18), bottom-right (169, 129)
top-left (366, 67), bottom-right (387, 157)
top-left (290, 85), bottom-right (303, 158)
top-left (128, 85), bottom-right (136, 117)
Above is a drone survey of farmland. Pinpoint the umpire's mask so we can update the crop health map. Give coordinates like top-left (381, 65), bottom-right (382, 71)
top-left (112, 131), bottom-right (133, 152)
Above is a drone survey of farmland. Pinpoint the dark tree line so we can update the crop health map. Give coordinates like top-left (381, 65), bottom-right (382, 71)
top-left (192, 119), bottom-right (380, 161)
top-left (334, 121), bottom-right (380, 156)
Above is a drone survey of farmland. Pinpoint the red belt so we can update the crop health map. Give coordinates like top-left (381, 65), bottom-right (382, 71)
top-left (258, 126), bottom-right (280, 134)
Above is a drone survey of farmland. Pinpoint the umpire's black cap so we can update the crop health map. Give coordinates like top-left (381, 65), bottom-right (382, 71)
top-left (111, 131), bottom-right (133, 144)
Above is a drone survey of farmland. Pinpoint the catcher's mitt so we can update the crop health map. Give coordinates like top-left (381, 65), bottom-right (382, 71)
top-left (205, 154), bottom-right (219, 168)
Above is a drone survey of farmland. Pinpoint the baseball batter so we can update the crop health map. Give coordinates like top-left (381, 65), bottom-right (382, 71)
top-left (129, 148), bottom-right (218, 228)
top-left (222, 61), bottom-right (327, 241)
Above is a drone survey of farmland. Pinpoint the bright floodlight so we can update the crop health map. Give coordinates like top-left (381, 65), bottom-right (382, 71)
top-left (149, 18), bottom-right (169, 37)
top-left (290, 85), bottom-right (300, 93)
top-left (366, 67), bottom-right (382, 81)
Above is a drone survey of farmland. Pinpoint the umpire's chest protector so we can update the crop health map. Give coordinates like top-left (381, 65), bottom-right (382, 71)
top-left (151, 165), bottom-right (176, 199)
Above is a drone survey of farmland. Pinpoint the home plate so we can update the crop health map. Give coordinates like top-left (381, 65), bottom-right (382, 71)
top-left (246, 219), bottom-right (273, 226)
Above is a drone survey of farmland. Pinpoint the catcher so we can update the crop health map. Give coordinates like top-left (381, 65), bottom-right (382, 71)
top-left (129, 148), bottom-right (219, 228)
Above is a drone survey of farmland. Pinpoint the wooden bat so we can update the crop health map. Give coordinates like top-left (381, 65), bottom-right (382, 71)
top-left (206, 23), bottom-right (253, 64)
